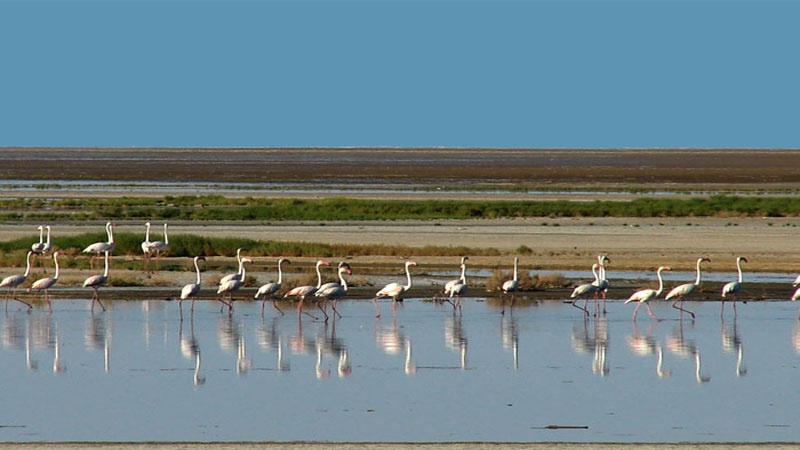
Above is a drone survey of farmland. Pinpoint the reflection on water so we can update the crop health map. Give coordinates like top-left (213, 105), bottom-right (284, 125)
top-left (3, 298), bottom-right (800, 442)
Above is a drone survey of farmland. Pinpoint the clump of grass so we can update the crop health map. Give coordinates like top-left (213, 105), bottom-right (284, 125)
top-left (484, 270), bottom-right (566, 291)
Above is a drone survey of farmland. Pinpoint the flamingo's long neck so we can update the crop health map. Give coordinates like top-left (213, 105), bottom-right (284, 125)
top-left (237, 258), bottom-right (246, 276)
top-left (53, 253), bottom-right (60, 280)
top-left (23, 252), bottom-right (32, 277)
top-left (338, 269), bottom-right (348, 291)
top-left (315, 262), bottom-right (324, 288)
top-left (240, 264), bottom-right (247, 282)
top-left (194, 258), bottom-right (202, 284)
top-left (459, 264), bottom-right (467, 283)
top-left (277, 260), bottom-right (284, 284)
top-left (591, 264), bottom-right (599, 283)
top-left (37, 227), bottom-right (44, 244)
top-left (102, 252), bottom-right (110, 278)
top-left (145, 223), bottom-right (151, 242)
top-left (736, 259), bottom-right (744, 283)
top-left (163, 224), bottom-right (169, 245)
top-left (107, 223), bottom-right (114, 244)
top-left (655, 268), bottom-right (665, 296)
top-left (694, 259), bottom-right (704, 286)
top-left (404, 263), bottom-right (413, 290)
top-left (45, 226), bottom-right (51, 245)
top-left (513, 258), bottom-right (518, 281)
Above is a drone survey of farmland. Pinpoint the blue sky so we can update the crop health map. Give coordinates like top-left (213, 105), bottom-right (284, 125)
top-left (2, 0), bottom-right (798, 148)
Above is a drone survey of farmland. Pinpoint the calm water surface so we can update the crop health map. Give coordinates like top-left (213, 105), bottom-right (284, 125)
top-left (2, 297), bottom-right (800, 443)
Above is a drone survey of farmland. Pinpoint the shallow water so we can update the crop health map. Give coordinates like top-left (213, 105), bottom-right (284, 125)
top-left (2, 297), bottom-right (800, 443)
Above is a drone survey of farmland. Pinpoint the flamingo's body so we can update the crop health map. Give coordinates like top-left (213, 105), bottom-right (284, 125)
top-left (373, 260), bottom-right (417, 317)
top-left (721, 256), bottom-right (747, 316)
top-left (83, 222), bottom-right (115, 270)
top-left (29, 251), bottom-right (62, 311)
top-left (315, 264), bottom-right (352, 321)
top-left (444, 256), bottom-right (469, 296)
top-left (217, 257), bottom-right (251, 313)
top-left (592, 255), bottom-right (611, 314)
top-left (145, 223), bottom-right (169, 269)
top-left (625, 266), bottom-right (670, 320)
top-left (285, 260), bottom-right (331, 320)
top-left (141, 222), bottom-right (153, 256)
top-left (1, 251), bottom-right (34, 309)
top-left (82, 251), bottom-right (110, 311)
top-left (444, 263), bottom-right (468, 314)
top-left (664, 257), bottom-right (711, 319)
top-left (571, 263), bottom-right (601, 316)
top-left (219, 248), bottom-right (245, 286)
top-left (180, 256), bottom-right (206, 316)
top-left (501, 257), bottom-right (520, 315)
top-left (31, 226), bottom-right (45, 254)
top-left (255, 258), bottom-right (290, 316)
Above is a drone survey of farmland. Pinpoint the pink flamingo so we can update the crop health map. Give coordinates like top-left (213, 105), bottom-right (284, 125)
top-left (83, 250), bottom-right (110, 311)
top-left (284, 260), bottom-right (331, 320)
top-left (0, 251), bottom-right (34, 310)
top-left (721, 256), bottom-right (747, 317)
top-left (254, 258), bottom-right (290, 316)
top-left (179, 256), bottom-right (206, 317)
top-left (29, 251), bottom-right (63, 312)
top-left (373, 260), bottom-right (417, 318)
top-left (625, 266), bottom-right (670, 321)
top-left (664, 257), bottom-right (711, 320)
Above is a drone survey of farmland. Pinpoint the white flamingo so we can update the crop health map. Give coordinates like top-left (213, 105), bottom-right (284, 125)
top-left (721, 256), bottom-right (747, 317)
top-left (29, 251), bottom-right (62, 312)
top-left (1, 251), bottom-right (34, 310)
top-left (664, 257), bottom-right (711, 320)
top-left (318, 261), bottom-right (351, 293)
top-left (254, 258), bottom-right (290, 316)
top-left (444, 256), bottom-right (469, 296)
top-left (180, 256), bottom-right (206, 316)
top-left (625, 266), bottom-right (670, 321)
top-left (217, 257), bottom-right (251, 314)
top-left (501, 257), bottom-right (520, 315)
top-left (570, 263), bottom-right (601, 316)
top-left (83, 222), bottom-right (115, 270)
top-left (145, 223), bottom-right (170, 270)
top-left (373, 260), bottom-right (417, 318)
top-left (445, 263), bottom-right (468, 315)
top-left (31, 226), bottom-right (45, 254)
top-left (219, 248), bottom-right (245, 286)
top-left (41, 225), bottom-right (52, 255)
top-left (315, 264), bottom-right (352, 321)
top-left (284, 260), bottom-right (331, 320)
top-left (82, 250), bottom-right (110, 311)
top-left (593, 255), bottom-right (611, 314)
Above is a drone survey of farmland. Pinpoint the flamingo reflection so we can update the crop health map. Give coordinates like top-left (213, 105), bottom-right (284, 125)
top-left (256, 317), bottom-right (290, 371)
top-left (570, 317), bottom-right (609, 376)
top-left (85, 313), bottom-right (111, 373)
top-left (626, 322), bottom-right (671, 378)
top-left (445, 316), bottom-right (468, 369)
top-left (317, 318), bottom-right (351, 378)
top-left (374, 317), bottom-right (416, 375)
top-left (500, 314), bottom-right (519, 370)
top-left (721, 317), bottom-right (747, 377)
top-left (666, 323), bottom-right (710, 383)
top-left (180, 314), bottom-right (205, 385)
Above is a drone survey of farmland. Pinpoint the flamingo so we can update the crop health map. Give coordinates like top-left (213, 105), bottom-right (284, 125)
top-left (145, 223), bottom-right (170, 271)
top-left (625, 266), bottom-right (670, 321)
top-left (83, 222), bottom-right (115, 270)
top-left (721, 256), bottom-right (748, 317)
top-left (217, 257), bottom-right (252, 314)
top-left (445, 263), bottom-right (468, 315)
top-left (179, 256), bottom-right (206, 317)
top-left (444, 256), bottom-right (469, 296)
top-left (664, 257), bottom-right (711, 320)
top-left (28, 251), bottom-right (62, 312)
top-left (1, 251), bottom-right (34, 310)
top-left (284, 260), bottom-right (331, 320)
top-left (570, 263), bottom-right (601, 316)
top-left (315, 264), bottom-right (352, 321)
top-left (318, 261), bottom-right (351, 293)
top-left (219, 248), bottom-right (246, 286)
top-left (41, 225), bottom-right (52, 255)
top-left (501, 257), bottom-right (520, 315)
top-left (31, 226), bottom-right (45, 254)
top-left (82, 250), bottom-right (110, 311)
top-left (254, 258), bottom-right (291, 316)
top-left (593, 255), bottom-right (611, 314)
top-left (373, 260), bottom-right (417, 318)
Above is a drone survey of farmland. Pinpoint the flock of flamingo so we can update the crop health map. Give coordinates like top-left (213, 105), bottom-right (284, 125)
top-left (1, 222), bottom-right (798, 322)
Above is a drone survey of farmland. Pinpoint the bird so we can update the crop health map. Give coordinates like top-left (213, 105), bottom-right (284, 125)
top-left (28, 251), bottom-right (62, 312)
top-left (444, 256), bottom-right (469, 296)
top-left (445, 263), bottom-right (468, 315)
top-left (144, 223), bottom-right (169, 271)
top-left (179, 256), bottom-right (206, 317)
top-left (592, 255), bottom-right (611, 314)
top-left (570, 263), bottom-right (601, 316)
top-left (625, 266), bottom-right (670, 321)
top-left (501, 257), bottom-right (520, 315)
top-left (141, 222), bottom-right (153, 256)
top-left (83, 222), bottom-right (115, 270)
top-left (219, 248), bottom-right (246, 286)
top-left (40, 225), bottom-right (52, 255)
top-left (664, 257), bottom-right (711, 320)
top-left (31, 226), bottom-right (45, 254)
top-left (373, 260), bottom-right (418, 318)
top-left (217, 257), bottom-right (252, 314)
top-left (721, 256), bottom-right (748, 317)
top-left (284, 260), bottom-right (331, 320)
top-left (254, 258), bottom-right (291, 316)
top-left (82, 250), bottom-right (111, 312)
top-left (315, 263), bottom-right (352, 321)
top-left (1, 251), bottom-right (34, 310)
top-left (317, 261), bottom-right (351, 293)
